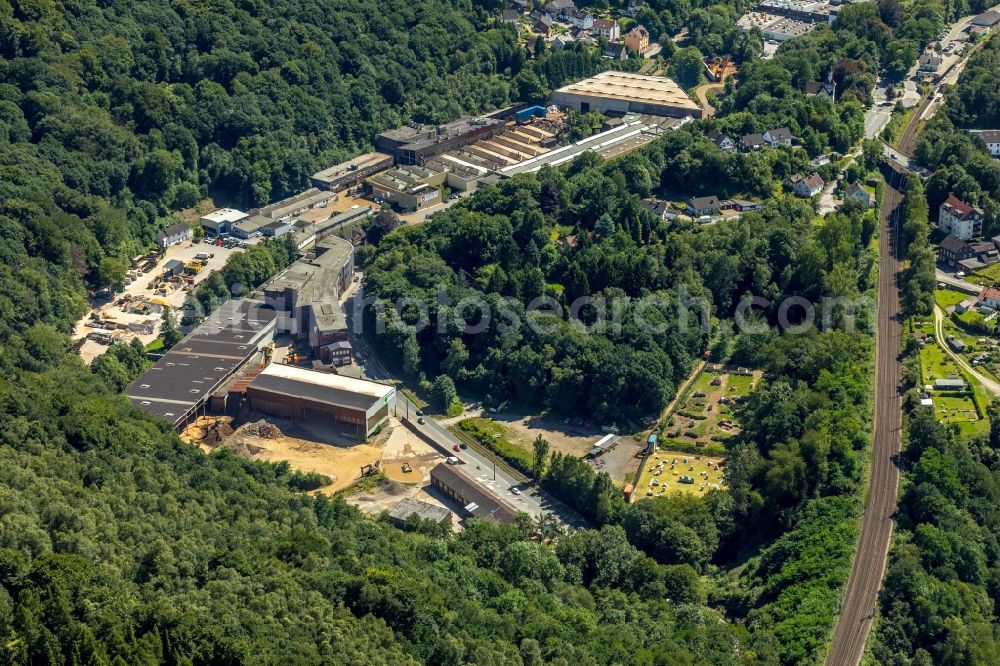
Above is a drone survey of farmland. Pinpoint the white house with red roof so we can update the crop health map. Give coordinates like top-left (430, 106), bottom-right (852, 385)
top-left (939, 194), bottom-right (984, 240)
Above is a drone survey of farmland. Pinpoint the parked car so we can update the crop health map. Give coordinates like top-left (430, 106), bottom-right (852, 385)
top-left (510, 487), bottom-right (521, 495)
top-left (417, 417), bottom-right (425, 425)
top-left (453, 444), bottom-right (461, 452)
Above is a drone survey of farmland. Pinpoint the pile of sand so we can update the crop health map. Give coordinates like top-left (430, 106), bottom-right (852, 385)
top-left (217, 439), bottom-right (264, 458)
top-left (237, 419), bottom-right (282, 439)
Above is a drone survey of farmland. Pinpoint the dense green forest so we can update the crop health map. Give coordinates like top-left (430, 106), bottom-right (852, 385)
top-left (1, 0), bottom-right (980, 662)
top-left (362, 115), bottom-right (880, 661)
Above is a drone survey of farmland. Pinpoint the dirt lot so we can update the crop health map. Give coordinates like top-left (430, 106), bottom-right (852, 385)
top-left (185, 414), bottom-right (446, 498)
top-left (493, 411), bottom-right (604, 457)
top-left (378, 419), bottom-right (446, 482)
top-left (588, 437), bottom-right (645, 486)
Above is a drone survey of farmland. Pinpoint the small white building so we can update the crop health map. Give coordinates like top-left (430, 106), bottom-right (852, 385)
top-left (154, 221), bottom-right (192, 249)
top-left (969, 130), bottom-right (1000, 158)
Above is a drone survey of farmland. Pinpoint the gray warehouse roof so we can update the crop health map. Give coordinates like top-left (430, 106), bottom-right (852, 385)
top-left (126, 299), bottom-right (277, 425)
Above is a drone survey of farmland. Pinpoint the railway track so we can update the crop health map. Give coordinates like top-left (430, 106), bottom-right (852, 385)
top-left (823, 163), bottom-right (905, 666)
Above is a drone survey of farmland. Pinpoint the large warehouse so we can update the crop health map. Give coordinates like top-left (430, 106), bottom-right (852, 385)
top-left (551, 71), bottom-right (702, 119)
top-left (247, 364), bottom-right (395, 439)
top-left (126, 299), bottom-right (277, 429)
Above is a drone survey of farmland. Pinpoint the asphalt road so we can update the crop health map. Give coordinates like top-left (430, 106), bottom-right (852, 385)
top-left (823, 162), bottom-right (905, 666)
top-left (934, 269), bottom-right (981, 295)
top-left (345, 282), bottom-right (578, 525)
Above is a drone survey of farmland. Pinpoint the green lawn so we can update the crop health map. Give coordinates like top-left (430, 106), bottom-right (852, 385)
top-left (920, 344), bottom-right (963, 384)
top-left (966, 262), bottom-right (1000, 286)
top-left (935, 289), bottom-right (970, 310)
top-left (725, 373), bottom-right (756, 395)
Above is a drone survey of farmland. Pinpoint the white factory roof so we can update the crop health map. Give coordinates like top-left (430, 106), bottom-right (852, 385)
top-left (258, 363), bottom-right (395, 400)
top-left (553, 71), bottom-right (699, 111)
top-left (201, 208), bottom-right (248, 223)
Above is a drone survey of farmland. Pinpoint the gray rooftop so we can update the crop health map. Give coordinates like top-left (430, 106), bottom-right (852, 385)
top-left (388, 498), bottom-right (452, 524)
top-left (126, 300), bottom-right (277, 425)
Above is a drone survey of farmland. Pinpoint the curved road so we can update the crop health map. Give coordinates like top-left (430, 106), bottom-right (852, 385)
top-left (933, 305), bottom-right (1000, 394)
top-left (824, 163), bottom-right (904, 666)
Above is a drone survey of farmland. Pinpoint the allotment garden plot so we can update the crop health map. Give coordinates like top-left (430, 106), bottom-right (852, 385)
top-left (912, 315), bottom-right (988, 436)
top-left (635, 451), bottom-right (726, 498)
top-left (660, 366), bottom-right (762, 451)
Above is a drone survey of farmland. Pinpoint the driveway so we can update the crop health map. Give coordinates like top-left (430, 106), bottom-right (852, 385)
top-left (933, 305), bottom-right (1000, 394)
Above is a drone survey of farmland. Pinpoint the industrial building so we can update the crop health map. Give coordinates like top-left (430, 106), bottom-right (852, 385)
top-left (430, 463), bottom-right (519, 524)
top-left (369, 165), bottom-right (447, 211)
top-left (310, 153), bottom-right (394, 191)
top-left (246, 364), bottom-right (395, 438)
top-left (291, 205), bottom-right (373, 250)
top-left (126, 299), bottom-right (277, 429)
top-left (259, 233), bottom-right (355, 358)
top-left (377, 117), bottom-right (507, 166)
top-left (551, 71), bottom-right (702, 118)
top-left (500, 115), bottom-right (683, 176)
top-left (234, 189), bottom-right (337, 238)
top-left (199, 208), bottom-right (249, 235)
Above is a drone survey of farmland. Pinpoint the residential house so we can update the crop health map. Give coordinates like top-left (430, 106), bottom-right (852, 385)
top-left (533, 15), bottom-right (553, 36)
top-left (792, 172), bottom-right (824, 197)
top-left (980, 286), bottom-right (1000, 309)
top-left (573, 28), bottom-right (594, 44)
top-left (938, 234), bottom-right (967, 267)
top-left (918, 54), bottom-right (942, 73)
top-left (845, 182), bottom-right (874, 208)
top-left (764, 127), bottom-right (793, 147)
top-left (708, 130), bottom-right (736, 151)
top-left (501, 8), bottom-right (519, 24)
top-left (603, 42), bottom-right (628, 60)
top-left (551, 34), bottom-right (575, 50)
top-left (592, 18), bottom-right (620, 41)
top-left (939, 194), bottom-right (984, 240)
top-left (624, 25), bottom-right (650, 54)
top-left (566, 9), bottom-right (594, 29)
top-left (739, 133), bottom-right (766, 151)
top-left (969, 130), bottom-right (1000, 158)
top-left (155, 221), bottom-right (192, 249)
top-left (640, 198), bottom-right (675, 221)
top-left (937, 234), bottom-right (997, 268)
top-left (956, 299), bottom-right (975, 314)
top-left (545, 0), bottom-right (576, 16)
top-left (804, 79), bottom-right (836, 100)
top-left (686, 195), bottom-right (723, 216)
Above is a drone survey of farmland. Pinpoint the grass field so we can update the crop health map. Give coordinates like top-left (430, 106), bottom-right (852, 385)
top-left (965, 263), bottom-right (1000, 286)
top-left (634, 450), bottom-right (726, 498)
top-left (935, 288), bottom-right (969, 310)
